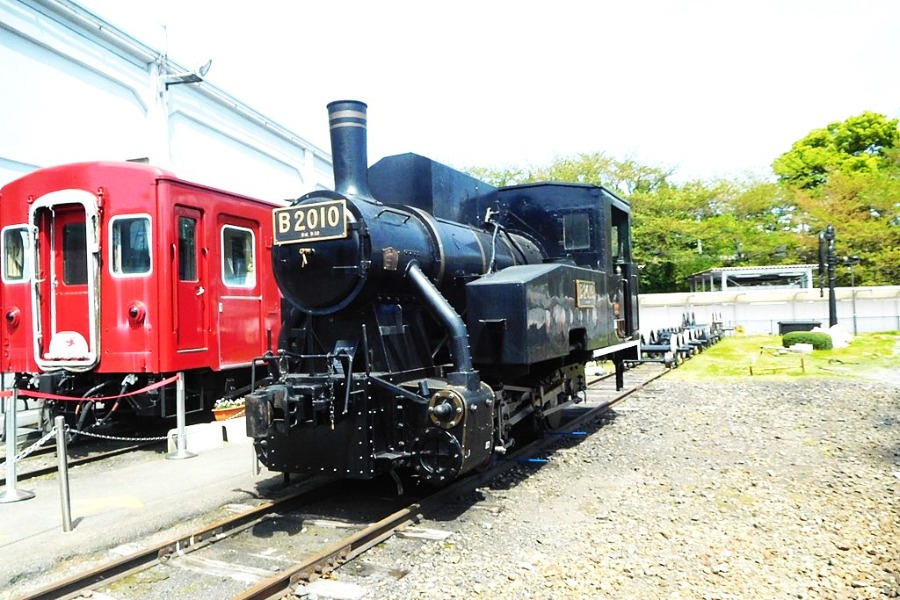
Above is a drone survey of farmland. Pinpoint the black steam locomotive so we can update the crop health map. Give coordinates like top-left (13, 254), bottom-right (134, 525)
top-left (246, 101), bottom-right (640, 484)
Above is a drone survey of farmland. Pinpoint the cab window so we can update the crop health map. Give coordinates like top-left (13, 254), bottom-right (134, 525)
top-left (110, 215), bottom-right (151, 276)
top-left (2, 226), bottom-right (28, 282)
top-left (562, 212), bottom-right (591, 251)
top-left (222, 226), bottom-right (255, 288)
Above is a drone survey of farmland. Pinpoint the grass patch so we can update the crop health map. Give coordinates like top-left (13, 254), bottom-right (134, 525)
top-left (665, 331), bottom-right (899, 380)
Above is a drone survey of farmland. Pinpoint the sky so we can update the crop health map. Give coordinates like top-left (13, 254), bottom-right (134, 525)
top-left (79, 0), bottom-right (900, 183)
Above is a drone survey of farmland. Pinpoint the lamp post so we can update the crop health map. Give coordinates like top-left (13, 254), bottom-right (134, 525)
top-left (843, 255), bottom-right (860, 334)
top-left (843, 255), bottom-right (860, 288)
top-left (819, 225), bottom-right (837, 327)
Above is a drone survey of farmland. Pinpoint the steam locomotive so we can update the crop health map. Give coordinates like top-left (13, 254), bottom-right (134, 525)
top-left (246, 100), bottom-right (640, 483)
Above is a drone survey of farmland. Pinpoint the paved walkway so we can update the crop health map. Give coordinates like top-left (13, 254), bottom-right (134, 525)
top-left (0, 418), bottom-right (285, 599)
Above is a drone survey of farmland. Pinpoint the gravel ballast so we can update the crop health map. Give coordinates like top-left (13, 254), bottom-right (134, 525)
top-left (331, 377), bottom-right (900, 599)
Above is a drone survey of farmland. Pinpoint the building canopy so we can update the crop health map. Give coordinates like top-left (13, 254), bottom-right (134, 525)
top-left (688, 265), bottom-right (818, 292)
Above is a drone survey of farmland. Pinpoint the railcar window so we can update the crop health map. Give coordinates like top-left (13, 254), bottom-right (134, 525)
top-left (562, 213), bottom-right (591, 251)
top-left (222, 226), bottom-right (255, 288)
top-left (63, 222), bottom-right (88, 285)
top-left (178, 217), bottom-right (197, 281)
top-left (2, 227), bottom-right (27, 282)
top-left (111, 216), bottom-right (151, 276)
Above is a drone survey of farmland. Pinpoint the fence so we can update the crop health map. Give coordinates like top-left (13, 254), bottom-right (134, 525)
top-left (639, 285), bottom-right (900, 336)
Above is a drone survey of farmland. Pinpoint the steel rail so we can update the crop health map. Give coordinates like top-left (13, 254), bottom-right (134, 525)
top-left (0, 441), bottom-right (161, 487)
top-left (20, 476), bottom-right (335, 600)
top-left (235, 364), bottom-right (669, 600)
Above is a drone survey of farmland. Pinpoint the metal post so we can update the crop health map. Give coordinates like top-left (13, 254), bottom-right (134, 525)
top-left (824, 225), bottom-right (837, 327)
top-left (251, 446), bottom-right (260, 477)
top-left (166, 372), bottom-right (196, 460)
top-left (844, 256), bottom-right (860, 335)
top-left (0, 389), bottom-right (35, 503)
top-left (55, 416), bottom-right (73, 531)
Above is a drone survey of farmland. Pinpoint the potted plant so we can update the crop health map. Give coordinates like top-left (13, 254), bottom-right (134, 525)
top-left (212, 397), bottom-right (245, 421)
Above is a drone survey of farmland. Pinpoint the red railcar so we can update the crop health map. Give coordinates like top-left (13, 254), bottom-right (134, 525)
top-left (0, 161), bottom-right (282, 430)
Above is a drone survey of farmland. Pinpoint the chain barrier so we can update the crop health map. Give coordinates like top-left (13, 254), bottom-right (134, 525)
top-left (71, 429), bottom-right (168, 443)
top-left (14, 427), bottom-right (60, 462)
top-left (4, 372), bottom-right (221, 467)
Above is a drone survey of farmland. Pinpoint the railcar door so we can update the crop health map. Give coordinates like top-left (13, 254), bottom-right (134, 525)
top-left (174, 206), bottom-right (207, 351)
top-left (29, 190), bottom-right (100, 369)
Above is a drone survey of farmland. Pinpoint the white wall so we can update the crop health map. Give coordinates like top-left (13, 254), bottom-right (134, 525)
top-left (0, 0), bottom-right (332, 200)
top-left (639, 286), bottom-right (900, 336)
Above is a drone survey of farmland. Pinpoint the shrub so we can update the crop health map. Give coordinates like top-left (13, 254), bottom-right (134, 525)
top-left (782, 331), bottom-right (833, 350)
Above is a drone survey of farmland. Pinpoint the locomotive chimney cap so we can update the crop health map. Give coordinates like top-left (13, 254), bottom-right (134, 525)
top-left (327, 100), bottom-right (373, 200)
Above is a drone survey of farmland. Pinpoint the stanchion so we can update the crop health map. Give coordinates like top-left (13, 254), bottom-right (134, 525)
top-left (244, 391), bottom-right (260, 478)
top-left (55, 416), bottom-right (73, 531)
top-left (166, 372), bottom-right (196, 460)
top-left (0, 389), bottom-right (35, 503)
top-left (251, 446), bottom-right (260, 477)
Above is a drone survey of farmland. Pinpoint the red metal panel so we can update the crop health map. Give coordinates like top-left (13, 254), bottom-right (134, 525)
top-left (173, 206), bottom-right (207, 351)
top-left (0, 225), bottom-right (32, 374)
top-left (217, 214), bottom-right (266, 367)
top-left (45, 205), bottom-right (91, 359)
top-left (156, 179), bottom-right (282, 373)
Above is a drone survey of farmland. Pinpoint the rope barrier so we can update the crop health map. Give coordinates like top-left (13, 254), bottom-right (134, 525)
top-left (14, 374), bottom-right (180, 403)
top-left (1, 373), bottom-right (183, 461)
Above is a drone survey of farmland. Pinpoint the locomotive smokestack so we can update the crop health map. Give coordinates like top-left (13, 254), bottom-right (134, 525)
top-left (327, 100), bottom-right (373, 199)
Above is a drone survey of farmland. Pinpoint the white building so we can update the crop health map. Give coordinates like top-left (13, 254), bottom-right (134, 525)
top-left (0, 0), bottom-right (333, 200)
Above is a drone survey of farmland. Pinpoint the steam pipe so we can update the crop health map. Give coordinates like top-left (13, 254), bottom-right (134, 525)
top-left (327, 100), bottom-right (373, 200)
top-left (405, 261), bottom-right (474, 375)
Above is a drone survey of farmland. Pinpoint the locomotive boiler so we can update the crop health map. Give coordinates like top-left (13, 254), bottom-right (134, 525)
top-left (246, 100), bottom-right (640, 483)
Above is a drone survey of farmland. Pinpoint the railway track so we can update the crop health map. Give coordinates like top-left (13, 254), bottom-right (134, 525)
top-left (0, 424), bottom-right (168, 488)
top-left (0, 441), bottom-right (164, 488)
top-left (20, 363), bottom-right (668, 600)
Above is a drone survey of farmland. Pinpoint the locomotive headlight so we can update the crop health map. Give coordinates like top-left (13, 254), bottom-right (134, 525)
top-left (5, 307), bottom-right (20, 330)
top-left (127, 301), bottom-right (147, 326)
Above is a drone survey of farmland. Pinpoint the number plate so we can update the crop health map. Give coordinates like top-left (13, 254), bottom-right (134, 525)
top-left (273, 199), bottom-right (347, 245)
top-left (575, 279), bottom-right (596, 308)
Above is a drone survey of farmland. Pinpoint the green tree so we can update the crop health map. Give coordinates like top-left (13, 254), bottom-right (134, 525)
top-left (773, 111), bottom-right (900, 189)
top-left (466, 116), bottom-right (900, 291)
top-left (631, 179), bottom-right (800, 292)
top-left (467, 152), bottom-right (673, 194)
top-left (789, 167), bottom-right (900, 285)
top-left (466, 155), bottom-right (809, 292)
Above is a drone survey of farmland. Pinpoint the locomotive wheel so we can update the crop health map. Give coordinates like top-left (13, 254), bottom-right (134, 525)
top-left (413, 428), bottom-right (463, 484)
top-left (541, 395), bottom-right (564, 430)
